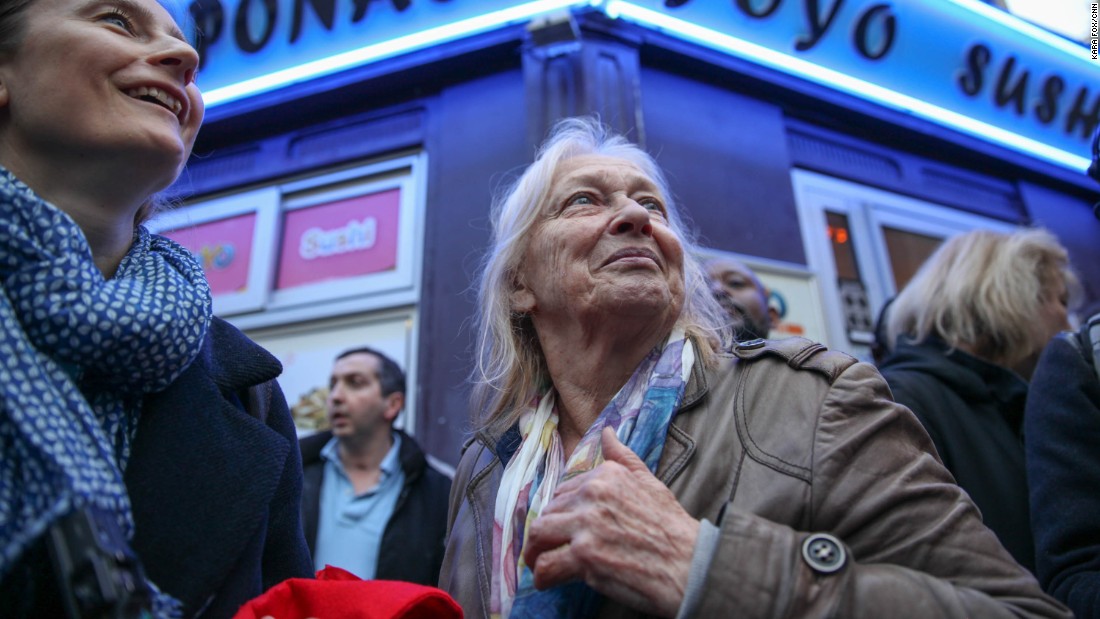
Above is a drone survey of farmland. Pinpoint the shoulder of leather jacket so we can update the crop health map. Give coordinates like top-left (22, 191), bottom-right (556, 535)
top-left (732, 337), bottom-right (858, 383)
top-left (461, 434), bottom-right (480, 455)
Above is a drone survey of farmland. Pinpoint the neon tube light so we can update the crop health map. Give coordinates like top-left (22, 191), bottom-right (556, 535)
top-left (943, 0), bottom-right (1093, 62)
top-left (603, 1), bottom-right (1091, 172)
top-left (202, 0), bottom-right (598, 106)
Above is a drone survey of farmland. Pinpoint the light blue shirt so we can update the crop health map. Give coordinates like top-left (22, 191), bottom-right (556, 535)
top-left (312, 433), bottom-right (405, 579)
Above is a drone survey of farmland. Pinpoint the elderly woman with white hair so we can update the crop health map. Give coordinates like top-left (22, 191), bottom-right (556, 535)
top-left (878, 228), bottom-right (1077, 575)
top-left (438, 117), bottom-right (1067, 618)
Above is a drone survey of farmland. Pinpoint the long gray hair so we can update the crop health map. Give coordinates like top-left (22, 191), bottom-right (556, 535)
top-left (470, 117), bottom-right (729, 436)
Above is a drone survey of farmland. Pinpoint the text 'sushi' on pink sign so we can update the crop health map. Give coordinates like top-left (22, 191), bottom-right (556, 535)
top-left (276, 188), bottom-right (401, 290)
top-left (161, 212), bottom-right (256, 296)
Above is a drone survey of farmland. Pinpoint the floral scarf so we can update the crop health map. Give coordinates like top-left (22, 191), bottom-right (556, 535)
top-left (0, 167), bottom-right (212, 616)
top-left (491, 328), bottom-right (695, 618)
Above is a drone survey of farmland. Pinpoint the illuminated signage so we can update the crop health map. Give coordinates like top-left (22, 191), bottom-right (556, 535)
top-left (191, 0), bottom-right (592, 104)
top-left (299, 217), bottom-right (378, 260)
top-left (603, 0), bottom-right (1097, 170)
top-left (161, 212), bottom-right (257, 296)
top-left (190, 0), bottom-right (1099, 171)
top-left (276, 188), bottom-right (400, 290)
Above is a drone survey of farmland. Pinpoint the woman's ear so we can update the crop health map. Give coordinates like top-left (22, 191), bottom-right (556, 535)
top-left (0, 53), bottom-right (13, 110)
top-left (510, 276), bottom-right (536, 314)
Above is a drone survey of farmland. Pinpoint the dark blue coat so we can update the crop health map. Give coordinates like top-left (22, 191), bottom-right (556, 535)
top-left (126, 317), bottom-right (313, 617)
top-left (1026, 335), bottom-right (1100, 617)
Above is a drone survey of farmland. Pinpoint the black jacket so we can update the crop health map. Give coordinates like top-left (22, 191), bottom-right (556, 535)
top-left (1026, 334), bottom-right (1100, 617)
top-left (300, 428), bottom-right (451, 586)
top-left (878, 337), bottom-right (1034, 572)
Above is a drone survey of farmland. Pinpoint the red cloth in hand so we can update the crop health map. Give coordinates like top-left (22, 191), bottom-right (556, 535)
top-left (232, 566), bottom-right (463, 619)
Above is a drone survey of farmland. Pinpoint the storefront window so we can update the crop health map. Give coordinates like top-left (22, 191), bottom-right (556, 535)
top-left (793, 170), bottom-right (1016, 360)
top-left (825, 211), bottom-right (874, 344)
top-left (882, 227), bottom-right (943, 292)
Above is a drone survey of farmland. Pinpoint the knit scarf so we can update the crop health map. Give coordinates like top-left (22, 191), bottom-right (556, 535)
top-left (0, 167), bottom-right (212, 616)
top-left (491, 328), bottom-right (695, 618)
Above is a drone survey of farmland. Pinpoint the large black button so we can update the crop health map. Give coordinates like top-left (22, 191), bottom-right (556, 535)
top-left (801, 533), bottom-right (846, 574)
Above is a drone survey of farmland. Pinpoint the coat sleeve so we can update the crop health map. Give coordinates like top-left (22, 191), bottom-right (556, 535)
top-left (693, 362), bottom-right (1069, 618)
top-left (877, 370), bottom-right (950, 467)
top-left (259, 379), bottom-right (315, 587)
top-left (1026, 337), bottom-right (1100, 618)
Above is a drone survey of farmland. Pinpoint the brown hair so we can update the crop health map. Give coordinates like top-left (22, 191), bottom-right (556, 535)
top-left (0, 0), bottom-right (35, 54)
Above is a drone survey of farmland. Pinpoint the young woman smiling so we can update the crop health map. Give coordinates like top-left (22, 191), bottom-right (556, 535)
top-left (0, 1), bottom-right (312, 616)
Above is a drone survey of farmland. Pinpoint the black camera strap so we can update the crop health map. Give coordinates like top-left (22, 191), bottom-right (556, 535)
top-left (46, 506), bottom-right (155, 619)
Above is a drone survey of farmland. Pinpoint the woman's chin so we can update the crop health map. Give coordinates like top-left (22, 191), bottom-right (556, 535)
top-left (600, 287), bottom-right (681, 323)
top-left (128, 143), bottom-right (190, 190)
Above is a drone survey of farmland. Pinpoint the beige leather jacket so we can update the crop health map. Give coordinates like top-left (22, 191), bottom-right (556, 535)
top-left (440, 338), bottom-right (1069, 618)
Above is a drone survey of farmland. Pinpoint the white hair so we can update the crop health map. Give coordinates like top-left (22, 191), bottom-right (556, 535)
top-left (470, 117), bottom-right (730, 436)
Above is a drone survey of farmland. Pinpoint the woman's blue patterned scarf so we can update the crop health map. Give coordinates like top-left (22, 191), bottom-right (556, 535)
top-left (0, 167), bottom-right (212, 615)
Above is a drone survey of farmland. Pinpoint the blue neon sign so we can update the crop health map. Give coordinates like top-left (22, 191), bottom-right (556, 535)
top-left (604, 0), bottom-right (1097, 170)
top-left (193, 0), bottom-right (593, 104)
top-left (191, 0), bottom-right (1099, 171)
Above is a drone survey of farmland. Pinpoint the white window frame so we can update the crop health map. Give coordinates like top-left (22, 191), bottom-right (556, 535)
top-left (153, 151), bottom-right (427, 331)
top-left (148, 187), bottom-right (280, 316)
top-left (269, 155), bottom-right (425, 317)
top-left (793, 168), bottom-right (1016, 356)
top-left (245, 307), bottom-right (421, 437)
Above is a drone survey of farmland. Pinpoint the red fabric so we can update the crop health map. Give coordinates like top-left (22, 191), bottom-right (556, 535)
top-left (232, 566), bottom-right (463, 619)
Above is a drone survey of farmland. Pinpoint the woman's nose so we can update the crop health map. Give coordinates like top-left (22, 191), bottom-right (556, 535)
top-left (151, 37), bottom-right (200, 86)
top-left (608, 199), bottom-right (654, 237)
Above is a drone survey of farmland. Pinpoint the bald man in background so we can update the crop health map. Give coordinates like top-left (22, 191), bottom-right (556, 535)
top-left (705, 257), bottom-right (779, 341)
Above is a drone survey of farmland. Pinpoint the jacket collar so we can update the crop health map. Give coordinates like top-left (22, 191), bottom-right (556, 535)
top-left (679, 344), bottom-right (711, 411)
top-left (656, 347), bottom-right (711, 484)
top-left (202, 317), bottom-right (283, 393)
top-left (395, 427), bottom-right (428, 482)
top-left (305, 427), bottom-right (429, 480)
top-left (883, 338), bottom-right (1028, 425)
top-left (126, 318), bottom-right (291, 614)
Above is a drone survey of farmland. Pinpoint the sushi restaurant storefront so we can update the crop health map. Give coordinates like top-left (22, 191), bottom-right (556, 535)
top-left (163, 0), bottom-right (1100, 463)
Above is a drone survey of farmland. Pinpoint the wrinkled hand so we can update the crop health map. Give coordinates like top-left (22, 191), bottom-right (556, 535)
top-left (523, 427), bottom-right (699, 618)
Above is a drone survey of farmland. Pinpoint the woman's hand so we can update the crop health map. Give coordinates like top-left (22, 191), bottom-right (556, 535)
top-left (523, 427), bottom-right (700, 618)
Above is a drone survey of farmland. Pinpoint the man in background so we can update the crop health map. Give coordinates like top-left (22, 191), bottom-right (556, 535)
top-left (705, 256), bottom-right (779, 340)
top-left (300, 347), bottom-right (451, 585)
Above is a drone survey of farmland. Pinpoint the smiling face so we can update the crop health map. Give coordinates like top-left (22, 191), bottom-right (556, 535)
top-left (0, 0), bottom-right (203, 191)
top-left (511, 154), bottom-right (686, 334)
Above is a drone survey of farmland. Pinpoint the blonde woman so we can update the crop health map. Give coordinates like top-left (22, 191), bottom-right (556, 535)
top-left (879, 228), bottom-right (1077, 573)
